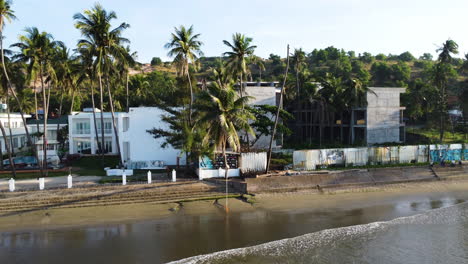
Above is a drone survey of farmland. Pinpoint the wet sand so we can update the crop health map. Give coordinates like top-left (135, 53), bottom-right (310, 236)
top-left (1, 179), bottom-right (468, 233)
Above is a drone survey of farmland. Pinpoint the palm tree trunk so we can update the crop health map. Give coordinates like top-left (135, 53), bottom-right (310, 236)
top-left (126, 72), bottom-right (129, 112)
top-left (56, 91), bottom-right (64, 140)
top-left (187, 70), bottom-right (194, 125)
top-left (106, 78), bottom-right (123, 167)
top-left (267, 45), bottom-right (290, 173)
top-left (240, 72), bottom-right (249, 153)
top-left (70, 90), bottom-right (75, 114)
top-left (223, 141), bottom-right (229, 213)
top-left (0, 139), bottom-right (3, 170)
top-left (6, 93), bottom-right (14, 156)
top-left (0, 121), bottom-right (15, 178)
top-left (40, 67), bottom-right (48, 176)
top-left (90, 80), bottom-right (101, 154)
top-left (98, 74), bottom-right (105, 166)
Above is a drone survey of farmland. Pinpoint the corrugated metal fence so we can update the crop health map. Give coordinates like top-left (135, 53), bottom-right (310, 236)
top-left (294, 144), bottom-right (467, 170)
top-left (241, 152), bottom-right (267, 174)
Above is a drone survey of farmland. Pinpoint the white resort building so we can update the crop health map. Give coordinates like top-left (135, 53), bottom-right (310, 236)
top-left (68, 108), bottom-right (127, 155)
top-left (68, 107), bottom-right (185, 169)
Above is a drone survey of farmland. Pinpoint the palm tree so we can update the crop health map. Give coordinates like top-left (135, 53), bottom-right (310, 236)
top-left (195, 74), bottom-right (254, 212)
top-left (165, 25), bottom-right (203, 125)
top-left (437, 40), bottom-right (458, 64)
top-left (223, 33), bottom-right (256, 150)
top-left (434, 39), bottom-right (459, 142)
top-left (291, 48), bottom-right (307, 97)
top-left (76, 45), bottom-right (102, 154)
top-left (12, 27), bottom-right (59, 175)
top-left (0, 0), bottom-right (18, 174)
top-left (223, 33), bottom-right (256, 99)
top-left (74, 3), bottom-right (131, 166)
top-left (246, 55), bottom-right (265, 82)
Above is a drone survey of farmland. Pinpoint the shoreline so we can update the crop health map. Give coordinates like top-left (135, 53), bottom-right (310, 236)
top-left (2, 178), bottom-right (468, 233)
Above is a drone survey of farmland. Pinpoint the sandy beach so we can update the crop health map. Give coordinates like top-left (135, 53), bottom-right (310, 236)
top-left (2, 179), bottom-right (468, 233)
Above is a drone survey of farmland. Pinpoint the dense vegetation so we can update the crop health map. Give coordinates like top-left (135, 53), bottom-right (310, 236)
top-left (0, 0), bottom-right (466, 177)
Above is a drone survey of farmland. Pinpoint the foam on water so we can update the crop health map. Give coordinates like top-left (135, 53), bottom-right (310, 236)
top-left (171, 202), bottom-right (468, 264)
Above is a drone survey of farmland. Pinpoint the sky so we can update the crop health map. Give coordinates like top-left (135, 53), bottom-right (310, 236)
top-left (3, 0), bottom-right (468, 63)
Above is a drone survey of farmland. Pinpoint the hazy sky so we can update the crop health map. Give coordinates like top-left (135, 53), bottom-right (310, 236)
top-left (3, 0), bottom-right (468, 63)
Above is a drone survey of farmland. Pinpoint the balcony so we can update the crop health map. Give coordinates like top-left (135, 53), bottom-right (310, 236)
top-left (97, 129), bottom-right (113, 134)
top-left (74, 129), bottom-right (91, 135)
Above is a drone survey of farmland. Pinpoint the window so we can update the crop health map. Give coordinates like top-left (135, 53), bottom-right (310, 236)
top-left (75, 122), bottom-right (91, 134)
top-left (75, 140), bottom-right (91, 154)
top-left (12, 138), bottom-right (18, 148)
top-left (97, 121), bottom-right (113, 134)
top-left (123, 117), bottom-right (129, 132)
top-left (20, 137), bottom-right (26, 147)
top-left (104, 139), bottom-right (113, 153)
top-left (3, 122), bottom-right (8, 128)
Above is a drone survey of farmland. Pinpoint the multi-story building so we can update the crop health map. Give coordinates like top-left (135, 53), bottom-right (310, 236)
top-left (289, 87), bottom-right (406, 145)
top-left (243, 81), bottom-right (281, 149)
top-left (68, 109), bottom-right (127, 155)
top-left (68, 107), bottom-right (184, 168)
top-left (0, 111), bottom-right (31, 153)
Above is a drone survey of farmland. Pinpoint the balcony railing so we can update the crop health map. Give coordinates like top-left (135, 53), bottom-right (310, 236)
top-left (74, 129), bottom-right (91, 135)
top-left (97, 129), bottom-right (113, 134)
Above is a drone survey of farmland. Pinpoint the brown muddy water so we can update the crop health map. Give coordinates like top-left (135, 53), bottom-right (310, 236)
top-left (2, 182), bottom-right (468, 264)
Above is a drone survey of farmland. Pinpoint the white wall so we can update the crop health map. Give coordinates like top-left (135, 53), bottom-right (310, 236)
top-left (120, 107), bottom-right (184, 166)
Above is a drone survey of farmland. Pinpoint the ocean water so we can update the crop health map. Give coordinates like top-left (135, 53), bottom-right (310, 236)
top-left (173, 202), bottom-right (468, 264)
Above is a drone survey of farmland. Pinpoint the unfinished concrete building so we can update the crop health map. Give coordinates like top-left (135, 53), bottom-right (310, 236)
top-left (288, 87), bottom-right (406, 146)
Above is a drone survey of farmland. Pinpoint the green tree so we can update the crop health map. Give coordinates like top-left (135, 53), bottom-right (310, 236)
top-left (150, 57), bottom-right (162, 66)
top-left (165, 25), bottom-right (203, 125)
top-left (195, 77), bottom-right (254, 179)
top-left (14, 27), bottom-right (60, 175)
top-left (223, 33), bottom-right (256, 99)
top-left (432, 39), bottom-right (459, 142)
top-left (419, 53), bottom-right (433, 61)
top-left (74, 3), bottom-right (131, 166)
top-left (398, 51), bottom-right (415, 62)
top-left (291, 48), bottom-right (307, 97)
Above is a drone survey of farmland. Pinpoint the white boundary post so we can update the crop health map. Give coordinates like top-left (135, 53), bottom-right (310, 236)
top-left (147, 171), bottom-right (152, 184)
top-left (67, 175), bottom-right (73, 189)
top-left (172, 169), bottom-right (176, 182)
top-left (8, 178), bottom-right (15, 192)
top-left (122, 172), bottom-right (127, 186)
top-left (39, 178), bottom-right (45, 190)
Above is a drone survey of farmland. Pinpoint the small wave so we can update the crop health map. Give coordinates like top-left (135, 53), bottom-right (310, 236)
top-left (170, 202), bottom-right (468, 264)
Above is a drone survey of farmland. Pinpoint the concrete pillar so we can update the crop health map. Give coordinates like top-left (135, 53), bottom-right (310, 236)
top-left (8, 178), bottom-right (14, 192)
top-left (122, 172), bottom-right (127, 185)
top-left (147, 171), bottom-right (152, 184)
top-left (67, 175), bottom-right (73, 189)
top-left (172, 169), bottom-right (176, 182)
top-left (39, 178), bottom-right (45, 190)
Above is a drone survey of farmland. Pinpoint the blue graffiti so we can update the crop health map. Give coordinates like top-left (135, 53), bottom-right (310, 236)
top-left (430, 149), bottom-right (464, 163)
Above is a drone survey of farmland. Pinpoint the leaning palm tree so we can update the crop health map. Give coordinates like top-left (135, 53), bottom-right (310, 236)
top-left (223, 33), bottom-right (256, 99)
top-left (74, 3), bottom-right (131, 166)
top-left (195, 76), bottom-right (254, 212)
top-left (437, 40), bottom-right (458, 64)
top-left (165, 25), bottom-right (203, 124)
